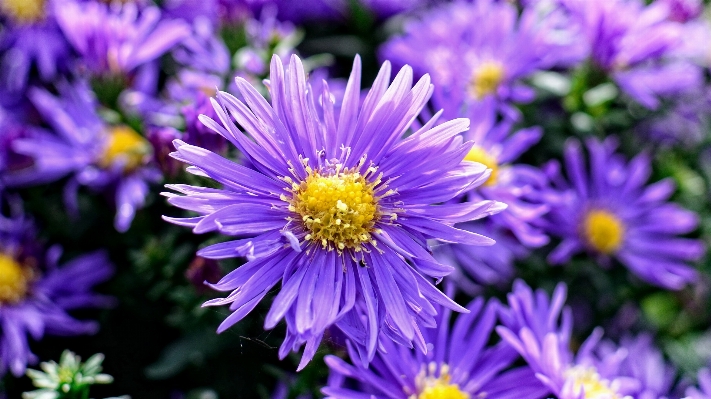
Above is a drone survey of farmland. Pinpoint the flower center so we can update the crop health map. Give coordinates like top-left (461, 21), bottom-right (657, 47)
top-left (0, 253), bottom-right (31, 304)
top-left (464, 145), bottom-right (498, 186)
top-left (0, 0), bottom-right (45, 23)
top-left (582, 209), bottom-right (625, 254)
top-left (469, 61), bottom-right (504, 99)
top-left (415, 363), bottom-right (470, 399)
top-left (565, 365), bottom-right (622, 399)
top-left (287, 167), bottom-right (379, 251)
top-left (100, 126), bottom-right (151, 172)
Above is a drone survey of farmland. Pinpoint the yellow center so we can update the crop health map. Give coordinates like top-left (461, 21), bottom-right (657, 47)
top-left (565, 366), bottom-right (621, 399)
top-left (286, 167), bottom-right (380, 251)
top-left (0, 0), bottom-right (45, 23)
top-left (100, 126), bottom-right (151, 172)
top-left (464, 145), bottom-right (499, 186)
top-left (415, 364), bottom-right (470, 399)
top-left (469, 61), bottom-right (505, 99)
top-left (0, 253), bottom-right (31, 304)
top-left (582, 209), bottom-right (625, 255)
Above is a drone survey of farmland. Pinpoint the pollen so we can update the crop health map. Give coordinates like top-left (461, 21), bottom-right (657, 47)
top-left (582, 209), bottom-right (625, 255)
top-left (464, 145), bottom-right (498, 186)
top-left (289, 168), bottom-right (379, 251)
top-left (565, 365), bottom-right (622, 399)
top-left (415, 363), bottom-right (470, 399)
top-left (0, 0), bottom-right (45, 24)
top-left (469, 61), bottom-right (505, 99)
top-left (0, 253), bottom-right (31, 304)
top-left (100, 126), bottom-right (151, 172)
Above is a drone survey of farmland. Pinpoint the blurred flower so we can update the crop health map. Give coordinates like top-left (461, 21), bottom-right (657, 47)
top-left (380, 0), bottom-right (577, 119)
top-left (687, 368), bottom-right (711, 399)
top-left (323, 295), bottom-right (547, 399)
top-left (55, 0), bottom-right (190, 77)
top-left (0, 213), bottom-right (114, 377)
top-left (23, 350), bottom-right (114, 399)
top-left (498, 280), bottom-right (677, 399)
top-left (541, 137), bottom-right (703, 289)
top-left (164, 54), bottom-right (504, 369)
top-left (6, 81), bottom-right (162, 232)
top-left (185, 256), bottom-right (222, 293)
top-left (638, 88), bottom-right (711, 148)
top-left (0, 0), bottom-right (70, 93)
top-left (660, 0), bottom-right (703, 23)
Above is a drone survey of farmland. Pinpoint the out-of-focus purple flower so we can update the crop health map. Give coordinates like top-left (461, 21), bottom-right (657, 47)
top-left (638, 88), bottom-right (711, 148)
top-left (660, 0), bottom-right (703, 23)
top-left (434, 102), bottom-right (548, 291)
top-left (687, 368), bottom-right (711, 399)
top-left (163, 54), bottom-right (505, 369)
top-left (162, 0), bottom-right (221, 25)
top-left (380, 0), bottom-right (577, 118)
top-left (498, 280), bottom-right (674, 399)
top-left (0, 106), bottom-right (35, 191)
top-left (359, 0), bottom-right (427, 18)
top-left (0, 213), bottom-right (113, 377)
top-left (0, 0), bottom-right (70, 93)
top-left (55, 0), bottom-right (190, 77)
top-left (541, 137), bottom-right (703, 289)
top-left (172, 16), bottom-right (230, 76)
top-left (566, 0), bottom-right (702, 109)
top-left (6, 81), bottom-right (162, 232)
top-left (323, 296), bottom-right (547, 399)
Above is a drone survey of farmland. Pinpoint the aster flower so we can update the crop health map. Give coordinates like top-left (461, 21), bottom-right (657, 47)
top-left (541, 137), bottom-right (703, 290)
top-left (380, 0), bottom-right (576, 118)
top-left (323, 296), bottom-right (548, 399)
top-left (55, 0), bottom-right (190, 77)
top-left (564, 0), bottom-right (703, 109)
top-left (0, 0), bottom-right (70, 93)
top-left (686, 368), bottom-right (711, 399)
top-left (163, 54), bottom-right (505, 368)
top-left (6, 81), bottom-right (161, 232)
top-left (434, 102), bottom-right (548, 291)
top-left (0, 213), bottom-right (114, 377)
top-left (497, 279), bottom-right (673, 399)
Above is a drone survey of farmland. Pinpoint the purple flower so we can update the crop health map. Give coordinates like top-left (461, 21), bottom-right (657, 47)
top-left (6, 81), bottom-right (162, 232)
top-left (498, 280), bottom-right (675, 399)
top-left (380, 0), bottom-right (576, 118)
top-left (0, 213), bottom-right (113, 377)
top-left (163, 54), bottom-right (505, 369)
top-left (323, 296), bottom-right (548, 399)
top-left (541, 137), bottom-right (703, 290)
top-left (55, 0), bottom-right (190, 77)
top-left (0, 0), bottom-right (70, 93)
top-left (687, 368), bottom-right (711, 399)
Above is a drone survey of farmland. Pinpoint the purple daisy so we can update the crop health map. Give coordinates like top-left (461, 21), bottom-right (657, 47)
top-left (0, 212), bottom-right (113, 377)
top-left (0, 0), bottom-right (70, 94)
top-left (163, 54), bottom-right (505, 369)
top-left (379, 0), bottom-right (576, 119)
top-left (497, 279), bottom-right (675, 399)
top-left (6, 81), bottom-right (162, 232)
top-left (541, 137), bottom-right (703, 290)
top-left (55, 0), bottom-right (190, 77)
top-left (323, 296), bottom-right (548, 399)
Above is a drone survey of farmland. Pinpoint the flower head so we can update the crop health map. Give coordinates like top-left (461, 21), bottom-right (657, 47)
top-left (541, 137), bottom-right (703, 289)
top-left (6, 81), bottom-right (161, 232)
top-left (164, 54), bottom-right (504, 368)
top-left (23, 350), bottom-right (114, 399)
top-left (0, 213), bottom-right (114, 377)
top-left (323, 296), bottom-right (548, 399)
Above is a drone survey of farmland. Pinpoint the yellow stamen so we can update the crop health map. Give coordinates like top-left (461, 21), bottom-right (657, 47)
top-left (582, 209), bottom-right (625, 254)
top-left (0, 253), bottom-right (31, 304)
top-left (100, 126), bottom-right (151, 172)
top-left (565, 365), bottom-right (622, 399)
top-left (414, 363), bottom-right (470, 399)
top-left (469, 61), bottom-right (505, 99)
top-left (0, 0), bottom-right (45, 24)
top-left (287, 168), bottom-right (379, 251)
top-left (464, 145), bottom-right (498, 186)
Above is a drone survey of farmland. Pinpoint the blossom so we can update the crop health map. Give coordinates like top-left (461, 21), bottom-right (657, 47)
top-left (6, 81), bottom-right (162, 232)
top-left (163, 54), bottom-right (504, 368)
top-left (323, 296), bottom-right (548, 399)
top-left (380, 0), bottom-right (575, 118)
top-left (686, 368), bottom-right (711, 399)
top-left (541, 137), bottom-right (703, 289)
top-left (497, 280), bottom-right (675, 399)
top-left (0, 213), bottom-right (113, 377)
top-left (55, 0), bottom-right (190, 77)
